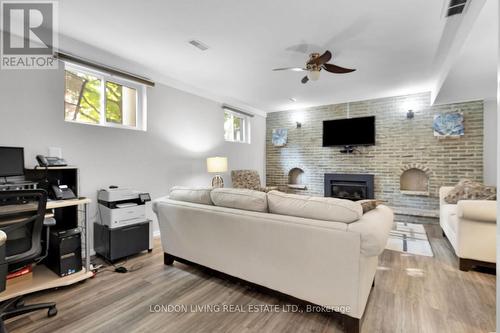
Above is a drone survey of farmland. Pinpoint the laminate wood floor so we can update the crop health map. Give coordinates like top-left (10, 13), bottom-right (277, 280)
top-left (6, 225), bottom-right (496, 333)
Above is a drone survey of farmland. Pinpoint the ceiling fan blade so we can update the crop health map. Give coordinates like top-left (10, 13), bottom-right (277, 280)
top-left (301, 76), bottom-right (309, 84)
top-left (307, 50), bottom-right (332, 65)
top-left (272, 67), bottom-right (307, 72)
top-left (322, 63), bottom-right (356, 74)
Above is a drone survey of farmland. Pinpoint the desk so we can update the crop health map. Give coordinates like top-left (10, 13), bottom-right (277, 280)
top-left (0, 198), bottom-right (93, 302)
top-left (0, 198), bottom-right (90, 213)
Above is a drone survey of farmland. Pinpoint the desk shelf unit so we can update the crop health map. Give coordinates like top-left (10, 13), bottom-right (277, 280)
top-left (0, 167), bottom-right (93, 301)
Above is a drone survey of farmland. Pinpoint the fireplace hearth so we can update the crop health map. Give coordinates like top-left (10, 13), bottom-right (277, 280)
top-left (324, 174), bottom-right (374, 200)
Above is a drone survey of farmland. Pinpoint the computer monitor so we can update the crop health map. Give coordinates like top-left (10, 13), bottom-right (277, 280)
top-left (0, 147), bottom-right (25, 177)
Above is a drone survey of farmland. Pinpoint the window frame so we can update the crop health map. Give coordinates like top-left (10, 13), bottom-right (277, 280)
top-left (224, 109), bottom-right (251, 144)
top-left (64, 62), bottom-right (147, 131)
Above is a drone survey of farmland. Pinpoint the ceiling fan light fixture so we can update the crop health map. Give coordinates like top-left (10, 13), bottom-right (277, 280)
top-left (272, 50), bottom-right (355, 84)
top-left (308, 70), bottom-right (320, 81)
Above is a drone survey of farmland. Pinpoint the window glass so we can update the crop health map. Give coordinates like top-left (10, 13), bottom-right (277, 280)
top-left (224, 112), bottom-right (233, 141)
top-left (64, 70), bottom-right (102, 124)
top-left (233, 116), bottom-right (242, 141)
top-left (105, 81), bottom-right (137, 127)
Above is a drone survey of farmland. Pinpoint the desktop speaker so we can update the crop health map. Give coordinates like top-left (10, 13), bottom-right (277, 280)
top-left (46, 228), bottom-right (82, 277)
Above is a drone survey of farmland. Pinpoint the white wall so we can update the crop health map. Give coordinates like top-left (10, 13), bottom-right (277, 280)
top-left (484, 99), bottom-right (498, 185)
top-left (0, 65), bottom-right (266, 243)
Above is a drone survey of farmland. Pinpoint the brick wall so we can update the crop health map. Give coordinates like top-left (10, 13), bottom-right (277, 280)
top-left (266, 92), bottom-right (483, 213)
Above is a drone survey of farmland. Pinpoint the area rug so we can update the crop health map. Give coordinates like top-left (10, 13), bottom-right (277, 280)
top-left (385, 222), bottom-right (434, 257)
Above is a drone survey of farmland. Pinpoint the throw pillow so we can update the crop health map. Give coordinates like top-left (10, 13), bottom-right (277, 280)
top-left (444, 179), bottom-right (497, 204)
top-left (357, 199), bottom-right (384, 213)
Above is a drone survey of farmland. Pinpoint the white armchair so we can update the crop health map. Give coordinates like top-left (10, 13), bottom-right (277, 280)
top-left (439, 186), bottom-right (496, 271)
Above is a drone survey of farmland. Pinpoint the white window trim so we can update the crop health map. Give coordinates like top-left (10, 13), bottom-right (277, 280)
top-left (64, 62), bottom-right (147, 131)
top-left (224, 109), bottom-right (251, 144)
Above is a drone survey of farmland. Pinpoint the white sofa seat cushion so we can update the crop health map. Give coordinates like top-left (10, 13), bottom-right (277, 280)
top-left (211, 188), bottom-right (268, 212)
top-left (169, 186), bottom-right (213, 205)
top-left (267, 191), bottom-right (363, 223)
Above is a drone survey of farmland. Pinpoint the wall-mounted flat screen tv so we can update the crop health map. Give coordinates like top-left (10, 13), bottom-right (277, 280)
top-left (322, 116), bottom-right (375, 147)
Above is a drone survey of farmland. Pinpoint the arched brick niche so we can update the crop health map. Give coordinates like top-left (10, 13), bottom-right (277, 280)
top-left (287, 167), bottom-right (306, 190)
top-left (399, 164), bottom-right (432, 196)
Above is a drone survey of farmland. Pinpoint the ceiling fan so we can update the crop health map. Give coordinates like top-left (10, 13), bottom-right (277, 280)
top-left (273, 50), bottom-right (356, 84)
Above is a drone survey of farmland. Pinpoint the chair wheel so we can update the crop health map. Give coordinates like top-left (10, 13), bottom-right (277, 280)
top-left (48, 306), bottom-right (57, 317)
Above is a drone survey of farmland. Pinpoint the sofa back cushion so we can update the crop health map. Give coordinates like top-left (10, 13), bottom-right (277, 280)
top-left (169, 186), bottom-right (213, 205)
top-left (267, 191), bottom-right (363, 223)
top-left (211, 188), bottom-right (268, 212)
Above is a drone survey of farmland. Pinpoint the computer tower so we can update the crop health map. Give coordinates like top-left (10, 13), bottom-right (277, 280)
top-left (47, 228), bottom-right (82, 277)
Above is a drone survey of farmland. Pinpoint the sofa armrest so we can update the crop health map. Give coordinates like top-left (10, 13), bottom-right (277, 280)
top-left (347, 205), bottom-right (394, 256)
top-left (457, 200), bottom-right (497, 223)
top-left (455, 200), bottom-right (497, 262)
top-left (439, 186), bottom-right (455, 206)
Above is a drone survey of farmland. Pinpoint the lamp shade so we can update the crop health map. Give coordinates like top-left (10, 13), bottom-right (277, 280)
top-left (206, 157), bottom-right (228, 173)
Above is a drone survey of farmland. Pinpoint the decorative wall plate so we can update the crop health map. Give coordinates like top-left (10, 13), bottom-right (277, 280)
top-left (272, 128), bottom-right (288, 146)
top-left (433, 112), bottom-right (464, 137)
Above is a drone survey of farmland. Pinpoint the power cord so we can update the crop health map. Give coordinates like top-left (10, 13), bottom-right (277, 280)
top-left (91, 257), bottom-right (144, 275)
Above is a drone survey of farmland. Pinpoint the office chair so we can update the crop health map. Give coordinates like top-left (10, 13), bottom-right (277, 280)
top-left (0, 190), bottom-right (57, 333)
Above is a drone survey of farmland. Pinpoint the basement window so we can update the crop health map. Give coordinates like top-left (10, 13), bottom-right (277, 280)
top-left (64, 63), bottom-right (147, 130)
top-left (224, 109), bottom-right (250, 143)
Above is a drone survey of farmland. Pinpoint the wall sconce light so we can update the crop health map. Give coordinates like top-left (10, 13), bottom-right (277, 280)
top-left (406, 110), bottom-right (414, 119)
top-left (293, 112), bottom-right (304, 129)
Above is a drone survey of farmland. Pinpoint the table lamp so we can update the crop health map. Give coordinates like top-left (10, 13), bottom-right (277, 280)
top-left (206, 157), bottom-right (228, 188)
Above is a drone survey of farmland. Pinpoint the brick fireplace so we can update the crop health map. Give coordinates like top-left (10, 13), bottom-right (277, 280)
top-left (265, 92), bottom-right (484, 223)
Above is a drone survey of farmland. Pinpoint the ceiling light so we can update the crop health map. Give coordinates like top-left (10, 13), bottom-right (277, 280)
top-left (188, 40), bottom-right (209, 51)
top-left (308, 70), bottom-right (320, 81)
top-left (289, 98), bottom-right (297, 102)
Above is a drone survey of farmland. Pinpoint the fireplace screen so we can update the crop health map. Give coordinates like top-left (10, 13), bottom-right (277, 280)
top-left (324, 173), bottom-right (374, 200)
top-left (331, 183), bottom-right (367, 200)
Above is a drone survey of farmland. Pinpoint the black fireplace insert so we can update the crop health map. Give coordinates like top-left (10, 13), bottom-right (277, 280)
top-left (324, 174), bottom-right (374, 200)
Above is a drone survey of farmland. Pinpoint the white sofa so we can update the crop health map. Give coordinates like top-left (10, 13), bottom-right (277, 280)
top-left (439, 186), bottom-right (497, 271)
top-left (153, 189), bottom-right (394, 333)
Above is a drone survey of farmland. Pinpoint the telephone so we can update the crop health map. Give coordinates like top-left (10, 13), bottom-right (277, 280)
top-left (51, 184), bottom-right (76, 200)
top-left (36, 155), bottom-right (67, 167)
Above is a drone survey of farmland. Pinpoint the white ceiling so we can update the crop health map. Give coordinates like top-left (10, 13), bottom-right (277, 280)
top-left (57, 0), bottom-right (495, 112)
top-left (434, 0), bottom-right (497, 104)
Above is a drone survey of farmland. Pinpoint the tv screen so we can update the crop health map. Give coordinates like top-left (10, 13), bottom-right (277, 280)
top-left (0, 147), bottom-right (25, 177)
top-left (322, 116), bottom-right (375, 147)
